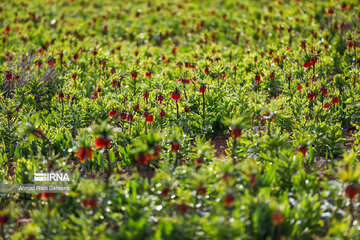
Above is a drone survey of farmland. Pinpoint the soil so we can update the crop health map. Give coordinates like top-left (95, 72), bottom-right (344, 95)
top-left (210, 137), bottom-right (228, 157)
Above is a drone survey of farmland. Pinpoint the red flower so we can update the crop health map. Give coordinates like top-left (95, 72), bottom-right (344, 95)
top-left (269, 72), bottom-right (275, 80)
top-left (307, 92), bottom-right (315, 101)
top-left (345, 184), bottom-right (360, 200)
top-left (72, 74), bottom-right (77, 81)
top-left (319, 87), bottom-right (328, 96)
top-left (301, 41), bottom-right (306, 50)
top-left (269, 50), bottom-right (274, 57)
top-left (297, 85), bottom-right (302, 91)
top-left (199, 85), bottom-right (206, 93)
top-left (272, 211), bottom-right (284, 226)
top-left (297, 145), bottom-right (308, 155)
top-left (131, 72), bottom-right (138, 79)
top-left (184, 106), bottom-right (190, 113)
top-left (157, 95), bottom-right (164, 103)
top-left (170, 92), bottom-right (181, 101)
top-left (254, 75), bottom-right (260, 83)
top-left (0, 215), bottom-right (9, 226)
top-left (4, 26), bottom-right (11, 34)
top-left (58, 92), bottom-right (64, 99)
top-left (177, 78), bottom-right (191, 84)
top-left (127, 114), bottom-right (134, 122)
top-left (76, 147), bottom-right (94, 163)
top-left (135, 104), bottom-right (140, 111)
top-left (136, 154), bottom-right (153, 165)
top-left (339, 23), bottom-right (345, 29)
top-left (332, 97), bottom-right (339, 105)
top-left (81, 197), bottom-right (98, 209)
top-left (35, 61), bottom-right (42, 68)
top-left (120, 112), bottom-right (128, 120)
top-left (145, 71), bottom-right (152, 78)
top-left (93, 137), bottom-right (111, 149)
top-left (324, 103), bottom-right (330, 109)
top-left (204, 67), bottom-right (209, 74)
top-left (249, 175), bottom-right (257, 187)
top-left (161, 187), bottom-right (170, 197)
top-left (171, 143), bottom-right (180, 152)
top-left (33, 129), bottom-right (44, 139)
top-left (224, 193), bottom-right (235, 207)
top-left (73, 53), bottom-right (79, 61)
top-left (309, 57), bottom-right (317, 66)
top-left (229, 127), bottom-right (242, 139)
top-left (160, 110), bottom-right (165, 118)
top-left (146, 115), bottom-right (154, 123)
top-left (41, 193), bottom-right (55, 200)
top-left (5, 73), bottom-right (13, 81)
top-left (97, 87), bottom-right (102, 93)
top-left (92, 50), bottom-right (97, 56)
top-left (326, 9), bottom-right (334, 15)
top-left (178, 204), bottom-right (189, 214)
top-left (109, 110), bottom-right (117, 118)
top-left (303, 62), bottom-right (310, 69)
top-left (197, 186), bottom-right (207, 195)
top-left (47, 58), bottom-right (56, 66)
top-left (143, 92), bottom-right (149, 99)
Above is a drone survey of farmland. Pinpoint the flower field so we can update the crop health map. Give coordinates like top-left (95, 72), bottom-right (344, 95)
top-left (1, 0), bottom-right (360, 239)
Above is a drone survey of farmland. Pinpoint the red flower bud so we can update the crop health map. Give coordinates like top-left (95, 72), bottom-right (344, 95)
top-left (157, 95), bottom-right (164, 103)
top-left (199, 85), bottom-right (206, 93)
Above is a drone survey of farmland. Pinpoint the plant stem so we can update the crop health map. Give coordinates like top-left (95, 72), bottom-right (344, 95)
top-left (274, 78), bottom-right (278, 97)
top-left (172, 153), bottom-right (179, 172)
top-left (37, 130), bottom-right (53, 158)
top-left (105, 149), bottom-right (111, 187)
top-left (183, 84), bottom-right (187, 100)
top-left (232, 138), bottom-right (237, 165)
top-left (61, 98), bottom-right (64, 119)
top-left (268, 119), bottom-right (272, 138)
top-left (1, 225), bottom-right (6, 240)
top-left (80, 156), bottom-right (88, 176)
top-left (202, 92), bottom-right (206, 120)
top-left (176, 100), bottom-right (179, 121)
top-left (354, 42), bottom-right (357, 66)
top-left (354, 75), bottom-right (357, 89)
top-left (288, 78), bottom-right (291, 92)
top-left (145, 120), bottom-right (147, 135)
